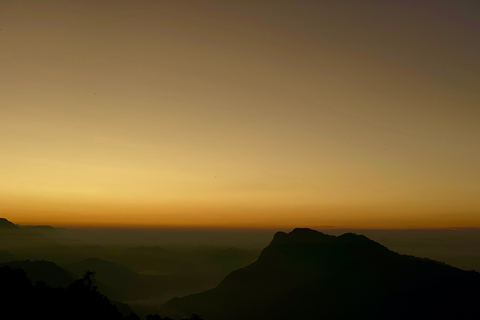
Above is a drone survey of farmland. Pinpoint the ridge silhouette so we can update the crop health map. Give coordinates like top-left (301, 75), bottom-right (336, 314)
top-left (0, 218), bottom-right (18, 229)
top-left (0, 266), bottom-right (135, 320)
top-left (163, 228), bottom-right (480, 320)
top-left (0, 265), bottom-right (203, 320)
top-left (0, 260), bottom-right (76, 288)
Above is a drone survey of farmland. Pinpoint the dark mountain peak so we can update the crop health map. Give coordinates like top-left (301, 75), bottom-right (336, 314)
top-left (290, 227), bottom-right (327, 238)
top-left (259, 228), bottom-right (390, 267)
top-left (270, 228), bottom-right (333, 246)
top-left (338, 232), bottom-right (370, 239)
top-left (270, 228), bottom-right (381, 247)
top-left (163, 229), bottom-right (480, 320)
top-left (270, 228), bottom-right (387, 251)
top-left (337, 232), bottom-right (390, 251)
top-left (271, 231), bottom-right (288, 243)
top-left (338, 231), bottom-right (358, 238)
top-left (0, 218), bottom-right (18, 229)
top-left (291, 227), bottom-right (319, 234)
top-left (338, 232), bottom-right (374, 244)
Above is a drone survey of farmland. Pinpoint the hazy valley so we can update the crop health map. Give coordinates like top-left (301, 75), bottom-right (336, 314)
top-left (2, 217), bottom-right (480, 319)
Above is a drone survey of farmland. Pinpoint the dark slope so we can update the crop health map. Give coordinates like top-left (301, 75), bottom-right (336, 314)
top-left (0, 266), bottom-right (133, 320)
top-left (0, 218), bottom-right (61, 251)
top-left (0, 218), bottom-right (18, 229)
top-left (66, 258), bottom-right (182, 302)
top-left (0, 218), bottom-right (56, 232)
top-left (0, 260), bottom-right (76, 288)
top-left (66, 258), bottom-right (142, 300)
top-left (163, 228), bottom-right (480, 320)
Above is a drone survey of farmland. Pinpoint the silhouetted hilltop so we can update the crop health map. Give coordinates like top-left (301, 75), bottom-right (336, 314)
top-left (0, 262), bottom-right (203, 320)
top-left (0, 218), bottom-right (18, 229)
top-left (0, 218), bottom-right (59, 250)
top-left (21, 224), bottom-right (57, 233)
top-left (66, 258), bottom-right (183, 302)
top-left (163, 228), bottom-right (480, 320)
top-left (0, 266), bottom-right (134, 320)
top-left (0, 217), bottom-right (58, 232)
top-left (0, 260), bottom-right (76, 288)
top-left (0, 218), bottom-right (57, 231)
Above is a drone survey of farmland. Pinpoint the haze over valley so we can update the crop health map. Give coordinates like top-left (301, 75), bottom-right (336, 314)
top-left (2, 217), bottom-right (480, 319)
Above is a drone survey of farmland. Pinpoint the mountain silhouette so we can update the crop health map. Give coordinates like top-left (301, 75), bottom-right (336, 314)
top-left (66, 258), bottom-right (183, 302)
top-left (66, 258), bottom-right (141, 300)
top-left (0, 265), bottom-right (139, 320)
top-left (0, 261), bottom-right (204, 320)
top-left (0, 260), bottom-right (76, 288)
top-left (0, 217), bottom-right (57, 232)
top-left (162, 228), bottom-right (480, 320)
top-left (0, 218), bottom-right (18, 229)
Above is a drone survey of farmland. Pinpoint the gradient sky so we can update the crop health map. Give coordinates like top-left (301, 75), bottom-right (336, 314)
top-left (1, 0), bottom-right (479, 228)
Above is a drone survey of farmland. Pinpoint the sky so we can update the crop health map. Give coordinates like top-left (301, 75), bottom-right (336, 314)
top-left (1, 0), bottom-right (479, 228)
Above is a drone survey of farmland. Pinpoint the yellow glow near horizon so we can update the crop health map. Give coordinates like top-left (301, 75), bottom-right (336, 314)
top-left (1, 1), bottom-right (479, 228)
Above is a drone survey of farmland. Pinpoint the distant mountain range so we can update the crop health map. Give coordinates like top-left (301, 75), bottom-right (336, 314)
top-left (3, 217), bottom-right (480, 319)
top-left (64, 256), bottom-right (236, 303)
top-left (66, 257), bottom-right (146, 301)
top-left (163, 228), bottom-right (480, 320)
top-left (0, 217), bottom-right (56, 232)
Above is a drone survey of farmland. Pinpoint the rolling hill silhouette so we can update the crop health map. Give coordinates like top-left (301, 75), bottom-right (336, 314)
top-left (163, 228), bottom-right (480, 320)
top-left (66, 258), bottom-right (144, 300)
top-left (0, 260), bottom-right (76, 288)
top-left (65, 252), bottom-right (256, 306)
top-left (0, 217), bottom-right (60, 250)
top-left (0, 261), bottom-right (203, 320)
top-left (66, 258), bottom-right (201, 303)
top-left (0, 265), bottom-right (139, 320)
top-left (0, 218), bottom-right (57, 232)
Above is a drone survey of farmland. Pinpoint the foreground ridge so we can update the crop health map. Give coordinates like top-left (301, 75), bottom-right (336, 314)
top-left (162, 228), bottom-right (480, 320)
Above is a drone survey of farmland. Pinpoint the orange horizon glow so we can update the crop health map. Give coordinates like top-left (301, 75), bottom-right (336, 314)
top-left (4, 201), bottom-right (480, 230)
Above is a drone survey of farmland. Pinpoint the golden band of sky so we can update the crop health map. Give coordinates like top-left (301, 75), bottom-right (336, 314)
top-left (1, 1), bottom-right (479, 228)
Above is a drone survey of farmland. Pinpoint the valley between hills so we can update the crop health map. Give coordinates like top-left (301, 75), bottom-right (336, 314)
top-left (2, 218), bottom-right (480, 319)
